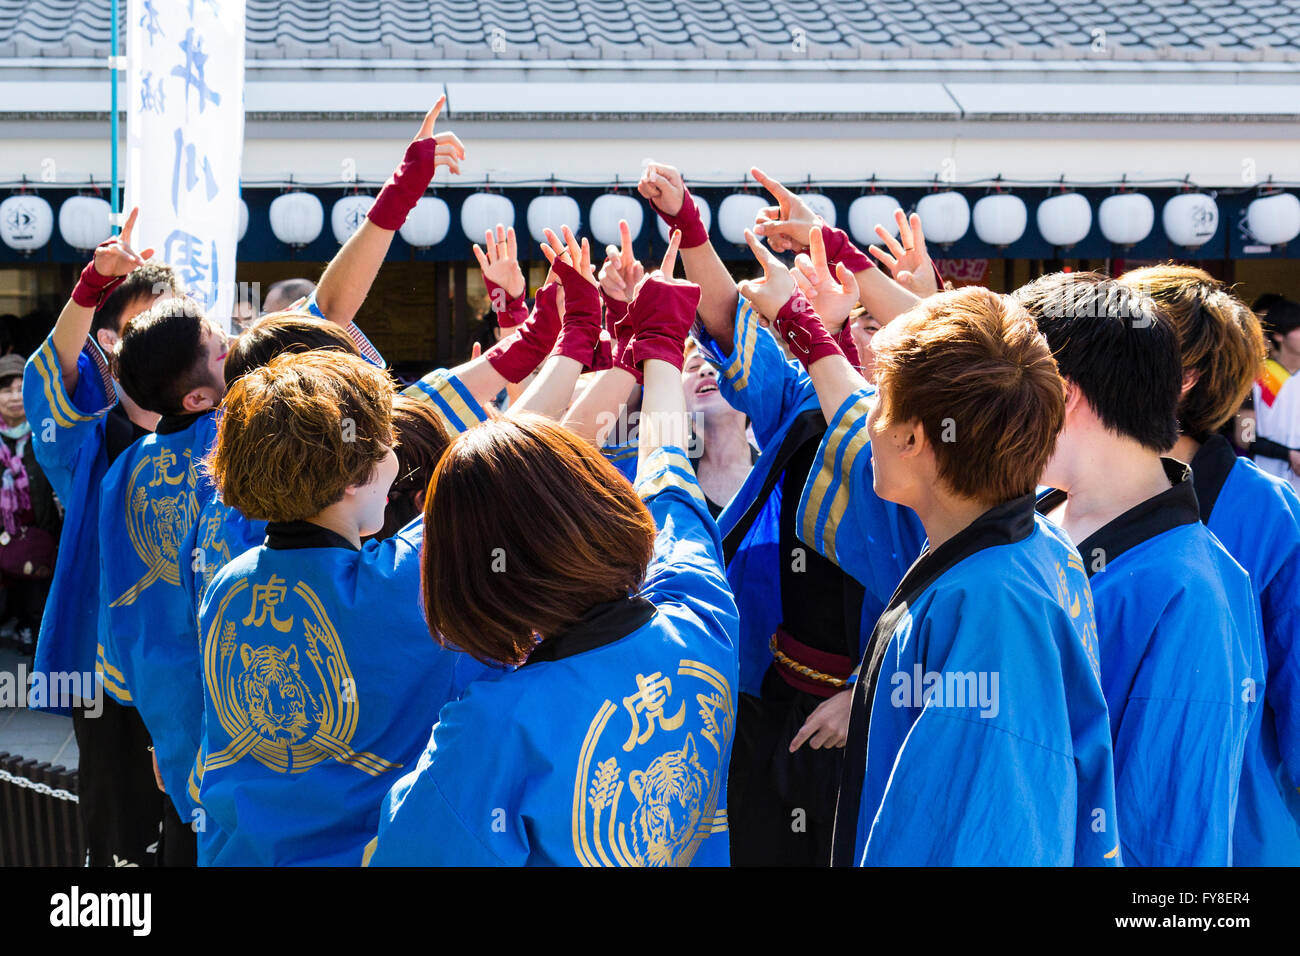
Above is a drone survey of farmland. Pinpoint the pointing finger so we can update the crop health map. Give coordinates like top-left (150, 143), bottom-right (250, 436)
top-left (417, 95), bottom-right (446, 139)
top-left (660, 228), bottom-right (681, 277)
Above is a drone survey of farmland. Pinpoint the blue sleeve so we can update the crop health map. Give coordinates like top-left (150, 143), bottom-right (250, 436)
top-left (1259, 521), bottom-right (1300, 794)
top-left (401, 368), bottom-right (490, 436)
top-left (634, 446), bottom-right (739, 653)
top-left (601, 438), bottom-right (640, 482)
top-left (796, 388), bottom-right (926, 607)
top-left (22, 335), bottom-right (115, 492)
top-left (367, 770), bottom-right (507, 867)
top-left (303, 291), bottom-right (386, 368)
top-left (693, 298), bottom-right (818, 450)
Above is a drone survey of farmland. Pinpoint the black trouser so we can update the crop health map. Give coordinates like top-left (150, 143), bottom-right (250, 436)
top-left (160, 794), bottom-right (197, 867)
top-left (71, 695), bottom-right (164, 867)
top-left (726, 666), bottom-right (844, 867)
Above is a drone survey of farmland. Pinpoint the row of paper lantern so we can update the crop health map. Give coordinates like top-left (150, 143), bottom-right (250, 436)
top-left (7, 188), bottom-right (1300, 254)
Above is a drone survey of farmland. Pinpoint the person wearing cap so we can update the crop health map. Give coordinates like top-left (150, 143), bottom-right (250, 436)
top-left (0, 352), bottom-right (60, 655)
top-left (1252, 298), bottom-right (1300, 493)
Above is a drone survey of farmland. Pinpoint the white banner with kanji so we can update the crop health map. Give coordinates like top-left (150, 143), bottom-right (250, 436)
top-left (126, 0), bottom-right (245, 328)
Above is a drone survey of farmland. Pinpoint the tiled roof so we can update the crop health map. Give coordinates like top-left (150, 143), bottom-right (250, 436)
top-left (2, 0), bottom-right (1300, 63)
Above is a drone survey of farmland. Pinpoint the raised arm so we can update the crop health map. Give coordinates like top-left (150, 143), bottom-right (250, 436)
top-left (561, 220), bottom-right (645, 443)
top-left (313, 97), bottom-right (465, 329)
top-left (51, 206), bottom-right (153, 394)
top-left (738, 228), bottom-right (866, 427)
top-left (638, 161), bottom-right (739, 355)
top-left (509, 226), bottom-right (604, 421)
top-left (751, 168), bottom-right (922, 326)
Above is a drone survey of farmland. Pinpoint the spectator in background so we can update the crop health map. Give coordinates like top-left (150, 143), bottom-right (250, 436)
top-left (1252, 298), bottom-right (1300, 492)
top-left (0, 353), bottom-right (60, 655)
top-left (230, 297), bottom-right (258, 332)
top-left (259, 277), bottom-right (316, 315)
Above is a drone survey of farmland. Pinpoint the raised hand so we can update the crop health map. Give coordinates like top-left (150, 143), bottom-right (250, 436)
top-left (413, 95), bottom-right (464, 177)
top-left (736, 229), bottom-right (798, 322)
top-left (598, 219), bottom-right (645, 303)
top-left (793, 227), bottom-right (861, 330)
top-left (368, 95), bottom-right (465, 231)
top-left (870, 210), bottom-right (939, 297)
top-left (473, 224), bottom-right (526, 301)
top-left (70, 206), bottom-right (152, 310)
top-left (540, 225), bottom-right (598, 289)
top-left (751, 167), bottom-right (821, 254)
top-left (629, 230), bottom-right (701, 372)
top-left (94, 206), bottom-right (154, 277)
top-left (637, 161), bottom-right (686, 217)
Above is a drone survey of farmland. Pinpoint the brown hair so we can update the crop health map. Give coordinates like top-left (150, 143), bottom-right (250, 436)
top-left (1119, 264), bottom-right (1267, 439)
top-left (223, 311), bottom-right (360, 386)
top-left (872, 287), bottom-right (1066, 504)
top-left (421, 413), bottom-right (656, 666)
top-left (371, 395), bottom-right (453, 540)
top-left (209, 350), bottom-right (395, 522)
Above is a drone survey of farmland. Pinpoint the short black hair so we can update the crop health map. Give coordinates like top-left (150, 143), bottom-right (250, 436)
top-left (1014, 271), bottom-right (1180, 452)
top-left (113, 297), bottom-right (213, 415)
top-left (1261, 298), bottom-right (1300, 344)
top-left (91, 262), bottom-right (182, 338)
top-left (1251, 292), bottom-right (1286, 319)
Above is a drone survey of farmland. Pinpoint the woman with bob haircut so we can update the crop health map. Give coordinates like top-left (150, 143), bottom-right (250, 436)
top-left (368, 262), bottom-right (742, 867)
top-left (736, 230), bottom-right (1119, 865)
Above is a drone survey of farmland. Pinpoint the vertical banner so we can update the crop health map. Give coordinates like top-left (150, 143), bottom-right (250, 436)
top-left (126, 0), bottom-right (245, 329)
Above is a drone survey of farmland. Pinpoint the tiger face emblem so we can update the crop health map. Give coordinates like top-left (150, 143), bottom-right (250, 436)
top-left (628, 733), bottom-right (709, 867)
top-left (239, 644), bottom-right (320, 745)
top-left (151, 495), bottom-right (186, 562)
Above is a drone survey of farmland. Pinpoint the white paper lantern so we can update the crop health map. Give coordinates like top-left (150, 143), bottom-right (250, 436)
top-left (268, 192), bottom-right (324, 247)
top-left (237, 198), bottom-right (249, 242)
top-left (848, 194), bottom-right (903, 244)
top-left (657, 195), bottom-right (711, 243)
top-left (915, 191), bottom-right (970, 244)
top-left (331, 195), bottom-right (374, 245)
top-left (400, 196), bottom-right (451, 248)
top-left (1162, 193), bottom-right (1219, 249)
top-left (718, 194), bottom-right (769, 245)
top-left (460, 192), bottom-right (515, 244)
top-left (589, 193), bottom-right (644, 248)
top-left (1246, 192), bottom-right (1300, 246)
top-left (58, 195), bottom-right (112, 251)
top-left (972, 193), bottom-right (1028, 247)
top-left (0, 195), bottom-right (54, 252)
top-left (1098, 193), bottom-right (1154, 246)
top-left (526, 194), bottom-right (581, 245)
top-left (801, 193), bottom-right (837, 229)
top-left (1036, 193), bottom-right (1092, 248)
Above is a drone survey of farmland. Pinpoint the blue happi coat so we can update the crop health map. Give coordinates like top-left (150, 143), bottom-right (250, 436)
top-left (97, 410), bottom-right (219, 811)
top-left (1039, 460), bottom-right (1258, 866)
top-left (833, 495), bottom-right (1122, 866)
top-left (1191, 436), bottom-right (1300, 865)
top-left (367, 446), bottom-right (740, 866)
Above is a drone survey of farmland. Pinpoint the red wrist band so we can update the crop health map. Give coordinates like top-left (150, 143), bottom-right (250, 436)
top-left (602, 293), bottom-right (640, 380)
top-left (485, 276), bottom-right (529, 330)
top-left (833, 323), bottom-right (862, 371)
top-left (773, 289), bottom-right (842, 369)
top-left (71, 246), bottom-right (126, 310)
top-left (551, 259), bottom-right (603, 368)
top-left (366, 138), bottom-right (442, 231)
top-left (629, 279), bottom-right (702, 371)
top-left (484, 283), bottom-right (561, 383)
top-left (649, 186), bottom-right (710, 249)
top-left (819, 225), bottom-right (874, 276)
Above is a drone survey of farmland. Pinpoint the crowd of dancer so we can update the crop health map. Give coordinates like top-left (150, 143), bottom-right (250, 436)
top-left (21, 97), bottom-right (1300, 866)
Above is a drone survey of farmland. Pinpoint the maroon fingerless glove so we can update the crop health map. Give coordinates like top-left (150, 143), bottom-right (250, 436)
top-left (484, 276), bottom-right (530, 331)
top-left (551, 259), bottom-right (604, 368)
top-left (629, 278), bottom-right (702, 371)
top-left (773, 289), bottom-right (843, 369)
top-left (484, 282), bottom-right (561, 383)
top-left (600, 292), bottom-right (642, 382)
top-left (819, 225), bottom-right (874, 276)
top-left (71, 245), bottom-right (126, 310)
top-left (834, 323), bottom-right (862, 371)
top-left (648, 186), bottom-right (710, 249)
top-left (366, 138), bottom-right (442, 230)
